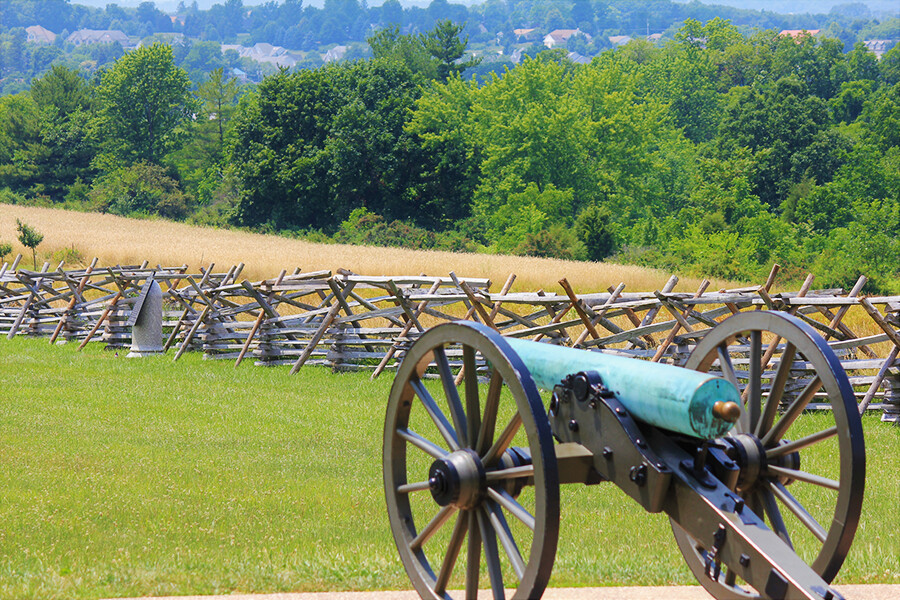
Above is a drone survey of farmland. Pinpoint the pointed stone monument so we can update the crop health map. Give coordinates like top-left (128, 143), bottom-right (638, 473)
top-left (127, 278), bottom-right (164, 357)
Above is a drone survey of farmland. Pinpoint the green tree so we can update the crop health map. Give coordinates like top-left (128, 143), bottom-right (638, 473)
top-left (368, 25), bottom-right (437, 79)
top-left (422, 20), bottom-right (481, 80)
top-left (195, 67), bottom-right (241, 161)
top-left (26, 66), bottom-right (99, 201)
top-left (96, 43), bottom-right (197, 166)
top-left (0, 241), bottom-right (12, 262)
top-left (575, 204), bottom-right (616, 261)
top-left (30, 65), bottom-right (93, 118)
top-left (230, 59), bottom-right (426, 231)
top-left (15, 219), bottom-right (43, 269)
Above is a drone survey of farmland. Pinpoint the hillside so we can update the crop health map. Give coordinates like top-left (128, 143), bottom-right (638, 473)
top-left (0, 204), bottom-right (725, 293)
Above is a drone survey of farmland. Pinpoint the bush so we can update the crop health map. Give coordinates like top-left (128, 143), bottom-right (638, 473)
top-left (516, 224), bottom-right (586, 260)
top-left (575, 204), bottom-right (617, 261)
top-left (89, 162), bottom-right (192, 219)
top-left (48, 244), bottom-right (85, 266)
top-left (334, 208), bottom-right (475, 252)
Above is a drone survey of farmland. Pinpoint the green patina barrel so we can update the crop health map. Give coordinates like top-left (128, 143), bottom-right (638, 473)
top-left (504, 337), bottom-right (740, 439)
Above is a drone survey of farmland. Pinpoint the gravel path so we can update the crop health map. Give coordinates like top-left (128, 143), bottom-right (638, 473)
top-left (107, 584), bottom-right (899, 600)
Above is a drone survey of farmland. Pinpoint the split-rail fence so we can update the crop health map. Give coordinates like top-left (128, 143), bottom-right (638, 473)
top-left (1, 256), bottom-right (898, 423)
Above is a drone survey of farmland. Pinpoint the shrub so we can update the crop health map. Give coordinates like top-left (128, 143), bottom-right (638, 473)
top-left (516, 224), bottom-right (586, 260)
top-left (575, 204), bottom-right (617, 261)
top-left (333, 208), bottom-right (475, 252)
top-left (48, 244), bottom-right (85, 267)
top-left (89, 162), bottom-right (192, 219)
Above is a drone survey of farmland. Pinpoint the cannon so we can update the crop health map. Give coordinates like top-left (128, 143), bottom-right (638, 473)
top-left (383, 311), bottom-right (865, 599)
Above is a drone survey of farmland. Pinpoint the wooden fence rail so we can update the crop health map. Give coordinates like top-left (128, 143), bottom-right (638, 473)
top-left (1, 256), bottom-right (898, 423)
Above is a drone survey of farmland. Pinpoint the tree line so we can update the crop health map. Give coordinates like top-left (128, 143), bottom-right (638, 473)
top-left (2, 0), bottom-right (898, 93)
top-left (0, 18), bottom-right (899, 292)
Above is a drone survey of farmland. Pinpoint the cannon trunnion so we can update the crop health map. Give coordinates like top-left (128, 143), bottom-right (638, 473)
top-left (383, 312), bottom-right (865, 600)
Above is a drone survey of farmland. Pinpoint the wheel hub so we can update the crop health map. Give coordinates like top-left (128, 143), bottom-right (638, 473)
top-left (725, 434), bottom-right (801, 492)
top-left (725, 434), bottom-right (767, 492)
top-left (428, 449), bottom-right (486, 509)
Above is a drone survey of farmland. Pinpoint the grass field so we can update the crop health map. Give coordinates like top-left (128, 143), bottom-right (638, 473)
top-left (0, 204), bottom-right (726, 294)
top-left (1, 336), bottom-right (897, 600)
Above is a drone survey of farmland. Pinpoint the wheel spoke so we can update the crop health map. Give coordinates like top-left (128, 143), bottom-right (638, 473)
top-left (485, 464), bottom-right (535, 482)
top-left (487, 500), bottom-right (526, 580)
top-left (476, 370), bottom-right (503, 456)
top-left (767, 481), bottom-right (828, 543)
top-left (477, 507), bottom-right (506, 600)
top-left (411, 504), bottom-right (457, 551)
top-left (756, 343), bottom-right (796, 437)
top-left (760, 376), bottom-right (821, 447)
top-left (397, 428), bottom-right (448, 459)
top-left (766, 465), bottom-right (840, 490)
top-left (716, 343), bottom-right (746, 433)
top-left (748, 490), bottom-right (765, 526)
top-left (762, 487), bottom-right (793, 550)
top-left (434, 510), bottom-right (468, 595)
top-left (747, 330), bottom-right (762, 431)
top-left (398, 480), bottom-right (432, 494)
top-left (766, 427), bottom-right (838, 459)
top-left (435, 346), bottom-right (468, 447)
top-left (482, 413), bottom-right (522, 467)
top-left (487, 487), bottom-right (536, 531)
top-left (463, 345), bottom-right (481, 450)
top-left (410, 377), bottom-right (460, 452)
top-left (465, 510), bottom-right (481, 600)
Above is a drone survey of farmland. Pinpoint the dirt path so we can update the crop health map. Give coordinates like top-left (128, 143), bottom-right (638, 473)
top-left (108, 584), bottom-right (899, 600)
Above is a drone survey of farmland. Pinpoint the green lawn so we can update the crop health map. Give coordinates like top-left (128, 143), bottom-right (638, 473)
top-left (1, 337), bottom-right (897, 599)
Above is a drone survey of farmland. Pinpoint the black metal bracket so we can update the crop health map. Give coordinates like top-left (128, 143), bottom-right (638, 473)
top-left (549, 371), bottom-right (672, 513)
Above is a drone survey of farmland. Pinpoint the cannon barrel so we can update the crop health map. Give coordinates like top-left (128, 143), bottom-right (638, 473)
top-left (503, 337), bottom-right (740, 439)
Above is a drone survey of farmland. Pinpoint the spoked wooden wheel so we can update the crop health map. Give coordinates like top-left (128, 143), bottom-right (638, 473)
top-left (384, 321), bottom-right (559, 599)
top-left (672, 311), bottom-right (865, 599)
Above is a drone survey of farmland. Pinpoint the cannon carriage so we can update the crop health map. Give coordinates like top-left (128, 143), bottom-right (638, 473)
top-left (383, 312), bottom-right (865, 600)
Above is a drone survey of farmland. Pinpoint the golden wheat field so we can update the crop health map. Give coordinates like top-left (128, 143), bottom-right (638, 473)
top-left (1, 203), bottom-right (732, 293)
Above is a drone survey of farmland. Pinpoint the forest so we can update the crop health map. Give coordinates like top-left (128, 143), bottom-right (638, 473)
top-left (0, 5), bottom-right (899, 293)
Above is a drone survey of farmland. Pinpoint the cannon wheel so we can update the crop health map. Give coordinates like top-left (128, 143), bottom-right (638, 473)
top-left (672, 311), bottom-right (865, 598)
top-left (384, 321), bottom-right (559, 600)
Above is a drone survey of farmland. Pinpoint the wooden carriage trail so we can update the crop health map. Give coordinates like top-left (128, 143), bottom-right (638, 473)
top-left (2, 255), bottom-right (898, 423)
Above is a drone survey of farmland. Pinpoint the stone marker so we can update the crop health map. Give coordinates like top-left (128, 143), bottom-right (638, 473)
top-left (127, 279), bottom-right (163, 357)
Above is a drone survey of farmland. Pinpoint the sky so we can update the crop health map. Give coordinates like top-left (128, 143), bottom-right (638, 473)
top-left (69, 0), bottom-right (899, 18)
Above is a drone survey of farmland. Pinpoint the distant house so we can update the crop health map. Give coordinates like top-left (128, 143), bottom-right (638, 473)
top-left (137, 33), bottom-right (185, 48)
top-left (647, 33), bottom-right (663, 43)
top-left (26, 25), bottom-right (56, 44)
top-left (544, 29), bottom-right (589, 48)
top-left (779, 29), bottom-right (820, 41)
top-left (513, 28), bottom-right (540, 42)
top-left (67, 29), bottom-right (129, 46)
top-left (863, 40), bottom-right (894, 59)
top-left (322, 45), bottom-right (348, 63)
top-left (608, 35), bottom-right (632, 46)
top-left (221, 43), bottom-right (300, 69)
top-left (567, 52), bottom-right (591, 65)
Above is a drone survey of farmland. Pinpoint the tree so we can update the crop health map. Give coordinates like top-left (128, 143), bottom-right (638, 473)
top-left (0, 241), bottom-right (12, 263)
top-left (195, 67), bottom-right (240, 160)
top-left (96, 43), bottom-right (197, 166)
top-left (29, 65), bottom-right (92, 118)
top-left (575, 204), bottom-right (616, 261)
top-left (15, 219), bottom-right (43, 269)
top-left (368, 25), bottom-right (437, 79)
top-left (422, 20), bottom-right (481, 80)
top-left (230, 59), bottom-right (425, 231)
